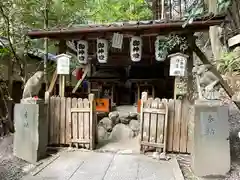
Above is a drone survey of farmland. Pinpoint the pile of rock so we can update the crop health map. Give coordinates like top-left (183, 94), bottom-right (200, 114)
top-left (97, 111), bottom-right (140, 143)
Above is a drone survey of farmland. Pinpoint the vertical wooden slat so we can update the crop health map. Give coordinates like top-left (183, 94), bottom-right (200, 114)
top-left (151, 99), bottom-right (158, 145)
top-left (71, 98), bottom-right (78, 143)
top-left (173, 100), bottom-right (182, 152)
top-left (167, 99), bottom-right (175, 152)
top-left (89, 94), bottom-right (95, 150)
top-left (83, 98), bottom-right (90, 149)
top-left (145, 99), bottom-right (151, 145)
top-left (180, 98), bottom-right (188, 153)
top-left (49, 96), bottom-right (55, 144)
top-left (77, 98), bottom-right (83, 140)
top-left (54, 97), bottom-right (61, 144)
top-left (157, 100), bottom-right (165, 145)
top-left (66, 97), bottom-right (72, 145)
top-left (162, 99), bottom-right (169, 153)
top-left (60, 97), bottom-right (66, 144)
top-left (140, 92), bottom-right (148, 152)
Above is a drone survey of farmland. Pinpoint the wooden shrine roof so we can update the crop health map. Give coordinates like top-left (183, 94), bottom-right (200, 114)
top-left (27, 14), bottom-right (226, 39)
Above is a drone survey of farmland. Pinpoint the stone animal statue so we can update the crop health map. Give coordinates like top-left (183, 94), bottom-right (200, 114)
top-left (22, 71), bottom-right (44, 99)
top-left (192, 64), bottom-right (220, 100)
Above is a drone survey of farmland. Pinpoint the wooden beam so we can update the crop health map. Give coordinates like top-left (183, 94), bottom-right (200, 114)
top-left (48, 70), bottom-right (58, 94)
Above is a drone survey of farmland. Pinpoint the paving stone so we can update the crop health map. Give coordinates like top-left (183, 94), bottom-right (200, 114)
top-left (138, 156), bottom-right (175, 180)
top-left (103, 154), bottom-right (138, 180)
top-left (35, 151), bottom-right (89, 180)
top-left (22, 151), bottom-right (180, 180)
top-left (70, 152), bottom-right (114, 180)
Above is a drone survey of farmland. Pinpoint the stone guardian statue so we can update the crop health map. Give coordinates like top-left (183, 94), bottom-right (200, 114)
top-left (22, 71), bottom-right (44, 99)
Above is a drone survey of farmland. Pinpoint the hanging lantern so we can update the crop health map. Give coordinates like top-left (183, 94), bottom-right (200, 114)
top-left (76, 68), bottom-right (83, 80)
top-left (77, 40), bottom-right (88, 64)
top-left (155, 36), bottom-right (167, 61)
top-left (97, 39), bottom-right (108, 63)
top-left (130, 36), bottom-right (142, 62)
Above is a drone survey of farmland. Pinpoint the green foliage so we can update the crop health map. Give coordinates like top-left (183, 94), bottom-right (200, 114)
top-left (216, 51), bottom-right (240, 74)
top-left (183, 0), bottom-right (231, 28)
top-left (86, 0), bottom-right (152, 23)
top-left (218, 0), bottom-right (231, 13)
top-left (157, 35), bottom-right (189, 55)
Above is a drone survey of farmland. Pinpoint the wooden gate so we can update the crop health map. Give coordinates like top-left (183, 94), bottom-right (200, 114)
top-left (48, 94), bottom-right (96, 149)
top-left (140, 92), bottom-right (168, 153)
top-left (140, 92), bottom-right (193, 153)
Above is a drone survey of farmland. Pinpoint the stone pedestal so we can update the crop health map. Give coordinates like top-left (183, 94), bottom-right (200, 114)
top-left (13, 99), bottom-right (48, 163)
top-left (191, 100), bottom-right (230, 177)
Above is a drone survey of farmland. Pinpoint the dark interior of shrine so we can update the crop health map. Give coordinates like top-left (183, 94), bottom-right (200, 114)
top-left (91, 60), bottom-right (175, 105)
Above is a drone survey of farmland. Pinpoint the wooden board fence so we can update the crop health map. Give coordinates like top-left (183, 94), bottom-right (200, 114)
top-left (140, 92), bottom-right (193, 153)
top-left (48, 94), bottom-right (96, 150)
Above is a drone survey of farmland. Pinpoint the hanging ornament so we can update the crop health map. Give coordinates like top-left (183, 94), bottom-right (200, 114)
top-left (76, 68), bottom-right (83, 80)
top-left (77, 40), bottom-right (88, 64)
top-left (130, 36), bottom-right (142, 62)
top-left (97, 39), bottom-right (108, 63)
top-left (155, 36), bottom-right (168, 61)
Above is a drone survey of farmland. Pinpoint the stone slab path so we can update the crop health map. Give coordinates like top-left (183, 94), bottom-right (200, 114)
top-left (23, 150), bottom-right (184, 180)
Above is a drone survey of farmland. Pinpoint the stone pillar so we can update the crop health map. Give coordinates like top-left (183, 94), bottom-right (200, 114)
top-left (191, 100), bottom-right (230, 177)
top-left (14, 99), bottom-right (48, 163)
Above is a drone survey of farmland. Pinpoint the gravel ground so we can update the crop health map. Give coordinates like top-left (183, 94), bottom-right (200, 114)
top-left (178, 101), bottom-right (240, 180)
top-left (0, 134), bottom-right (31, 180)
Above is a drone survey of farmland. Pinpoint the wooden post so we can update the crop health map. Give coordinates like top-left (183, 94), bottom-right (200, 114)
top-left (88, 63), bottom-right (92, 94)
top-left (140, 91), bottom-right (148, 151)
top-left (58, 40), bottom-right (67, 97)
top-left (152, 85), bottom-right (155, 99)
top-left (187, 44), bottom-right (194, 103)
top-left (88, 93), bottom-right (95, 149)
top-left (111, 84), bottom-right (114, 105)
top-left (137, 83), bottom-right (140, 101)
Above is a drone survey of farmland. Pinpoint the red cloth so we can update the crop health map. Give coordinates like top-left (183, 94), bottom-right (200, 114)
top-left (76, 68), bottom-right (83, 80)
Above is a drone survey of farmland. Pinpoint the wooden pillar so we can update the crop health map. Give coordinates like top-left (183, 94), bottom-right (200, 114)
top-left (88, 63), bottom-right (92, 94)
top-left (186, 36), bottom-right (194, 103)
top-left (58, 40), bottom-right (67, 97)
top-left (187, 53), bottom-right (194, 103)
top-left (111, 84), bottom-right (114, 105)
top-left (152, 85), bottom-right (155, 99)
top-left (137, 83), bottom-right (140, 101)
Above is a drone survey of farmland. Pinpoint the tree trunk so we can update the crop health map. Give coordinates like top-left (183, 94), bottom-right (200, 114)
top-left (208, 0), bottom-right (223, 61)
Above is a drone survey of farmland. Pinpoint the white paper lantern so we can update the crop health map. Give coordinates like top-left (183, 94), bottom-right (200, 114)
top-left (155, 36), bottom-right (167, 61)
top-left (97, 39), bottom-right (108, 63)
top-left (77, 40), bottom-right (88, 64)
top-left (130, 36), bottom-right (142, 62)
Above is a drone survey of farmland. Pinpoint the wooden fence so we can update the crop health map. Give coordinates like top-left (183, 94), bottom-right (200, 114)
top-left (140, 92), bottom-right (193, 153)
top-left (48, 94), bottom-right (96, 149)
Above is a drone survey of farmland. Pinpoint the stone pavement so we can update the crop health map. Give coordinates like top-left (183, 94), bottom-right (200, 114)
top-left (23, 150), bottom-right (184, 180)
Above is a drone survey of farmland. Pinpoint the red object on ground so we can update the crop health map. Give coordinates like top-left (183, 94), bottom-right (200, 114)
top-left (34, 96), bottom-right (38, 100)
top-left (76, 68), bottom-right (83, 80)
